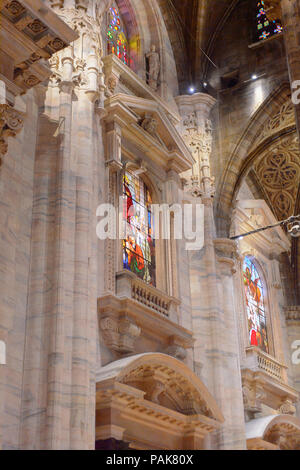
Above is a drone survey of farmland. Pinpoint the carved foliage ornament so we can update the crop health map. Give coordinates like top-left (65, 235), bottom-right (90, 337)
top-left (0, 104), bottom-right (23, 159)
top-left (254, 100), bottom-right (295, 148)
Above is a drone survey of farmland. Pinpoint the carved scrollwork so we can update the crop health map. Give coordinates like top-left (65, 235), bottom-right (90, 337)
top-left (100, 314), bottom-right (141, 354)
top-left (0, 104), bottom-right (24, 160)
top-left (278, 399), bottom-right (297, 416)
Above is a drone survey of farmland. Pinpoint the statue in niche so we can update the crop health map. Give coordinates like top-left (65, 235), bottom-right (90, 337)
top-left (145, 45), bottom-right (160, 91)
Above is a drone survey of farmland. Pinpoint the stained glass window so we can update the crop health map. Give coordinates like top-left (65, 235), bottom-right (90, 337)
top-left (123, 171), bottom-right (156, 286)
top-left (256, 1), bottom-right (283, 41)
top-left (107, 6), bottom-right (129, 66)
top-left (243, 256), bottom-right (269, 353)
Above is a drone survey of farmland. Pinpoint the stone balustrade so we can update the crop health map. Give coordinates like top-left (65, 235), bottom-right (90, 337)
top-left (131, 278), bottom-right (173, 317)
top-left (117, 270), bottom-right (180, 320)
top-left (245, 346), bottom-right (287, 383)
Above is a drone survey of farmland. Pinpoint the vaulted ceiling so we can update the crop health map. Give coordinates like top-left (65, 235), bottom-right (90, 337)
top-left (157, 0), bottom-right (239, 93)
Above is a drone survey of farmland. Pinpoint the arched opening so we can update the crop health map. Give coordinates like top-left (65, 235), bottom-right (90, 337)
top-left (246, 414), bottom-right (300, 450)
top-left (95, 353), bottom-right (224, 450)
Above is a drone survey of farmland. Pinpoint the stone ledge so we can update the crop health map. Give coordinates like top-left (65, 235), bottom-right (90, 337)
top-left (98, 291), bottom-right (194, 357)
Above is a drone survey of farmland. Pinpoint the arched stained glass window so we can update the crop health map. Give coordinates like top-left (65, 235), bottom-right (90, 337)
top-left (123, 171), bottom-right (156, 286)
top-left (243, 256), bottom-right (269, 353)
top-left (107, 5), bottom-right (129, 66)
top-left (256, 1), bottom-right (282, 41)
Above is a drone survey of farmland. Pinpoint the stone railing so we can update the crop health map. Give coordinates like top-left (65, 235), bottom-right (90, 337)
top-left (245, 347), bottom-right (287, 383)
top-left (116, 270), bottom-right (180, 320)
top-left (131, 278), bottom-right (172, 317)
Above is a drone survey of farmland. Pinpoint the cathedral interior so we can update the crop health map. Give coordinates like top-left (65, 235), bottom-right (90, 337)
top-left (1, 0), bottom-right (300, 450)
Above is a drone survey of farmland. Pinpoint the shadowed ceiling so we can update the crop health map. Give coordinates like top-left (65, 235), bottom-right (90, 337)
top-left (157, 0), bottom-right (240, 93)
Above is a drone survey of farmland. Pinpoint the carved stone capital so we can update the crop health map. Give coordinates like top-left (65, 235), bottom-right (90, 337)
top-left (0, 104), bottom-right (24, 159)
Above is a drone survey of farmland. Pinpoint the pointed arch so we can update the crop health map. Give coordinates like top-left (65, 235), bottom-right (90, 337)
top-left (216, 82), bottom-right (296, 236)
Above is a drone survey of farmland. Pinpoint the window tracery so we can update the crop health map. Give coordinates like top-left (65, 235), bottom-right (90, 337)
top-left (107, 5), bottom-right (129, 66)
top-left (256, 0), bottom-right (282, 41)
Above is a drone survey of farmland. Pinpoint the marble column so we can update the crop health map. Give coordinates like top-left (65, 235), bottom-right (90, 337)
top-left (45, 52), bottom-right (76, 449)
top-left (176, 93), bottom-right (246, 449)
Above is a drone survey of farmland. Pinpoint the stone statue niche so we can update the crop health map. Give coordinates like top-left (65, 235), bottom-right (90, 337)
top-left (145, 45), bottom-right (160, 91)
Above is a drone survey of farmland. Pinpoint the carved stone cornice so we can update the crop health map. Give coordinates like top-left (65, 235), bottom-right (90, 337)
top-left (0, 0), bottom-right (77, 94)
top-left (0, 104), bottom-right (24, 160)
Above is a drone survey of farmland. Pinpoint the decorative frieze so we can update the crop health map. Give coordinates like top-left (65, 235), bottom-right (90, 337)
top-left (0, 103), bottom-right (23, 160)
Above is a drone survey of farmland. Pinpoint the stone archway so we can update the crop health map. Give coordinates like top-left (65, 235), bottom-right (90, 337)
top-left (246, 415), bottom-right (300, 450)
top-left (216, 82), bottom-right (295, 237)
top-left (95, 353), bottom-right (224, 450)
